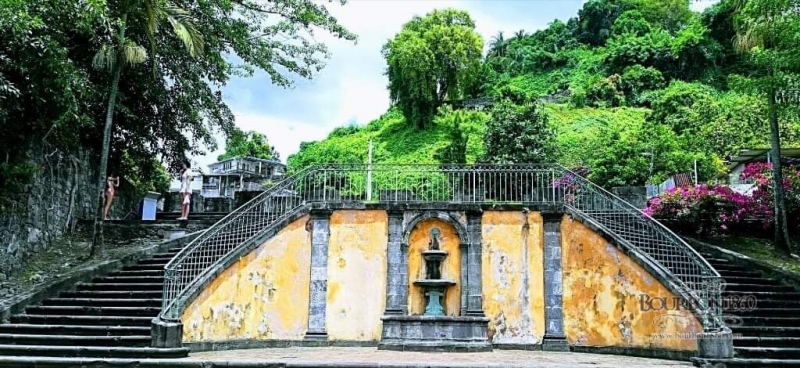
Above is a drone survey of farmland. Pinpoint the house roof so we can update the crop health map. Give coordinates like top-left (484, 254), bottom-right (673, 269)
top-left (208, 156), bottom-right (285, 168)
top-left (726, 148), bottom-right (800, 170)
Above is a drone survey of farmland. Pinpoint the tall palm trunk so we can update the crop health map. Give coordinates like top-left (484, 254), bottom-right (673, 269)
top-left (768, 87), bottom-right (792, 255)
top-left (90, 18), bottom-right (126, 257)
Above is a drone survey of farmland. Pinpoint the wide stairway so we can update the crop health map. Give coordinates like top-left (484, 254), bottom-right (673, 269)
top-left (0, 245), bottom-right (188, 358)
top-left (694, 252), bottom-right (800, 367)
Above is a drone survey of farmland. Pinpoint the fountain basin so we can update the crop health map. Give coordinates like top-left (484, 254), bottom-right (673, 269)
top-left (413, 279), bottom-right (456, 288)
top-left (421, 249), bottom-right (448, 261)
top-left (378, 315), bottom-right (492, 352)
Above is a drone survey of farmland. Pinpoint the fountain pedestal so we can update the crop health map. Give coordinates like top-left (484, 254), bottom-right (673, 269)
top-left (378, 228), bottom-right (491, 352)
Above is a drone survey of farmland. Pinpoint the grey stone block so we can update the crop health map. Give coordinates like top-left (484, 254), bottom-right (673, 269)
top-left (697, 330), bottom-right (734, 358)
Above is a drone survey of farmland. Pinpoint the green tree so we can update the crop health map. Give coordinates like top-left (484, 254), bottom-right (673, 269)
top-left (90, 0), bottom-right (205, 256)
top-left (382, 8), bottom-right (483, 129)
top-left (482, 99), bottom-right (556, 164)
top-left (218, 130), bottom-right (280, 162)
top-left (732, 0), bottom-right (800, 254)
top-left (434, 113), bottom-right (468, 164)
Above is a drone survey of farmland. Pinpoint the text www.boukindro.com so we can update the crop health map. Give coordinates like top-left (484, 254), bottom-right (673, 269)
top-left (650, 332), bottom-right (745, 340)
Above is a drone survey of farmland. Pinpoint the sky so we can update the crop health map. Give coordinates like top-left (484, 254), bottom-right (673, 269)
top-left (187, 0), bottom-right (720, 173)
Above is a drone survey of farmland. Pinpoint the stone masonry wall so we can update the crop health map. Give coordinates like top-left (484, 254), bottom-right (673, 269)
top-left (0, 148), bottom-right (137, 279)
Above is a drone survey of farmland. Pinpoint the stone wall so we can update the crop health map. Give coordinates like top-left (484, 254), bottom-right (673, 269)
top-left (0, 148), bottom-right (137, 278)
top-left (612, 186), bottom-right (648, 209)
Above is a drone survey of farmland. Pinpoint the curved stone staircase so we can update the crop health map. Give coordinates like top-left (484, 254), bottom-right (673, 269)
top-left (693, 252), bottom-right (800, 367)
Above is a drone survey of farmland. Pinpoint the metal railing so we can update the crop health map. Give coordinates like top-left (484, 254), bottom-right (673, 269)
top-left (556, 169), bottom-right (724, 331)
top-left (159, 163), bottom-right (722, 331)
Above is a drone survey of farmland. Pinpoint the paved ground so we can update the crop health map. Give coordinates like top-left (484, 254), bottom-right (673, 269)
top-left (191, 347), bottom-right (694, 367)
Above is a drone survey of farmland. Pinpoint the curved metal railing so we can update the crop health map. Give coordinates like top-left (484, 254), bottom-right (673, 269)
top-left (158, 163), bottom-right (722, 331)
top-left (555, 168), bottom-right (724, 331)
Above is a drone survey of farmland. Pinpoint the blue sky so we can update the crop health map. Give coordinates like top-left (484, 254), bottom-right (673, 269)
top-left (189, 0), bottom-right (719, 171)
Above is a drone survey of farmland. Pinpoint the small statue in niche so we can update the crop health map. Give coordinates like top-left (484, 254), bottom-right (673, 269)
top-left (428, 228), bottom-right (440, 250)
top-left (425, 228), bottom-right (442, 279)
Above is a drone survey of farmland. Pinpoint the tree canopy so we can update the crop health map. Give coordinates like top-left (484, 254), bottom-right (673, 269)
top-left (218, 130), bottom-right (280, 162)
top-left (382, 8), bottom-right (483, 129)
top-left (0, 0), bottom-right (355, 203)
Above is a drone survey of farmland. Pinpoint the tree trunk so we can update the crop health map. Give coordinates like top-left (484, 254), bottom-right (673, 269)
top-left (90, 52), bottom-right (124, 258)
top-left (768, 88), bottom-right (792, 256)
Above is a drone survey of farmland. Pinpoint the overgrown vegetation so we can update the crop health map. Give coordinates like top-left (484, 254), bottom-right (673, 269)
top-left (291, 0), bottom-right (800, 190)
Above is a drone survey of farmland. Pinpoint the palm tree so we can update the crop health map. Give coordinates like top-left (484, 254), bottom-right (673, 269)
top-left (732, 0), bottom-right (800, 255)
top-left (90, 0), bottom-right (204, 256)
top-left (488, 31), bottom-right (506, 57)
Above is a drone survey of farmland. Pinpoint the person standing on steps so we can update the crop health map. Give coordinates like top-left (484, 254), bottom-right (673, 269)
top-left (178, 161), bottom-right (193, 221)
top-left (103, 174), bottom-right (120, 220)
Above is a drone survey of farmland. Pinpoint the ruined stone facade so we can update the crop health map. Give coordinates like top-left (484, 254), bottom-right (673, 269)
top-left (179, 208), bottom-right (701, 352)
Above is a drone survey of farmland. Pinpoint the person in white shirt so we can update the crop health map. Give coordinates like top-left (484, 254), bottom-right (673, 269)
top-left (178, 161), bottom-right (193, 220)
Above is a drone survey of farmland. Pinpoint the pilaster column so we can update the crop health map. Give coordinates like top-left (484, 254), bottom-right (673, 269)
top-left (465, 209), bottom-right (485, 316)
top-left (383, 210), bottom-right (407, 315)
top-left (542, 212), bottom-right (568, 350)
top-left (305, 209), bottom-right (331, 341)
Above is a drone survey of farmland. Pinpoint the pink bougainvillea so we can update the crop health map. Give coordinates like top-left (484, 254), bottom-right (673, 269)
top-left (645, 163), bottom-right (800, 236)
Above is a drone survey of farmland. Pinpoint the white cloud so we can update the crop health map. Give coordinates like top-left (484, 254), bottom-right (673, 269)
top-left (189, 0), bottom-right (582, 171)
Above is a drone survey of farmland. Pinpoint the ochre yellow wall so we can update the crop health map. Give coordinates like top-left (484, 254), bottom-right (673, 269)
top-left (481, 211), bottom-right (545, 344)
top-left (407, 218), bottom-right (462, 316)
top-left (326, 210), bottom-right (388, 341)
top-left (181, 215), bottom-right (312, 342)
top-left (561, 216), bottom-right (701, 351)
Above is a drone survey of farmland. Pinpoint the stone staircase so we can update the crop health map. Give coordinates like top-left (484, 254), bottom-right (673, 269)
top-left (693, 252), bottom-right (800, 367)
top-left (0, 245), bottom-right (187, 358)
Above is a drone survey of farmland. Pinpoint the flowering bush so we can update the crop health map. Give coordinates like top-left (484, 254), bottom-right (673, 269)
top-left (645, 163), bottom-right (800, 236)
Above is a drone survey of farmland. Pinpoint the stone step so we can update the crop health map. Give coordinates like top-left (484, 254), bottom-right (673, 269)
top-left (716, 270), bottom-right (764, 278)
top-left (705, 258), bottom-right (732, 264)
top-left (721, 277), bottom-right (781, 286)
top-left (109, 270), bottom-right (164, 277)
top-left (749, 299), bottom-right (800, 308)
top-left (735, 337), bottom-right (800, 348)
top-left (732, 326), bottom-right (800, 337)
top-left (715, 264), bottom-right (752, 272)
top-left (59, 290), bottom-right (162, 299)
top-left (10, 314), bottom-right (152, 327)
top-left (736, 347), bottom-right (800, 359)
top-left (0, 334), bottom-right (150, 347)
top-left (723, 284), bottom-right (795, 293)
top-left (723, 291), bottom-right (800, 301)
top-left (733, 308), bottom-right (800, 318)
top-left (693, 358), bottom-right (800, 367)
top-left (135, 259), bottom-right (170, 266)
top-left (0, 324), bottom-right (150, 337)
top-left (122, 264), bottom-right (165, 271)
top-left (152, 252), bottom-right (179, 258)
top-left (0, 345), bottom-right (189, 359)
top-left (40, 298), bottom-right (162, 308)
top-left (737, 316), bottom-right (800, 327)
top-left (24, 306), bottom-right (161, 317)
top-left (75, 282), bottom-right (163, 292)
top-left (91, 276), bottom-right (165, 284)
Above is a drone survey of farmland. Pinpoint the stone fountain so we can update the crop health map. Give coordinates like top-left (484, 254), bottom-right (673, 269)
top-left (413, 228), bottom-right (456, 316)
top-left (378, 227), bottom-right (491, 352)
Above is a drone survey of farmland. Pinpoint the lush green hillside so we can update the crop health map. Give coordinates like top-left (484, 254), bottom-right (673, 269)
top-left (288, 0), bottom-right (800, 188)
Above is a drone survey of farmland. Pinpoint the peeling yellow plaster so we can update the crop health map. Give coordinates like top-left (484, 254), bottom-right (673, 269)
top-left (561, 216), bottom-right (701, 351)
top-left (407, 218), bottom-right (462, 316)
top-left (326, 210), bottom-right (388, 341)
top-left (181, 215), bottom-right (312, 342)
top-left (481, 211), bottom-right (545, 344)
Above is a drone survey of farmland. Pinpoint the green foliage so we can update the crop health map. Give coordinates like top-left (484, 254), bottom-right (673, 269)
top-left (382, 8), bottom-right (483, 129)
top-left (433, 112), bottom-right (468, 164)
top-left (0, 0), bottom-right (355, 202)
top-left (481, 100), bottom-right (556, 164)
top-left (218, 130), bottom-right (280, 162)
